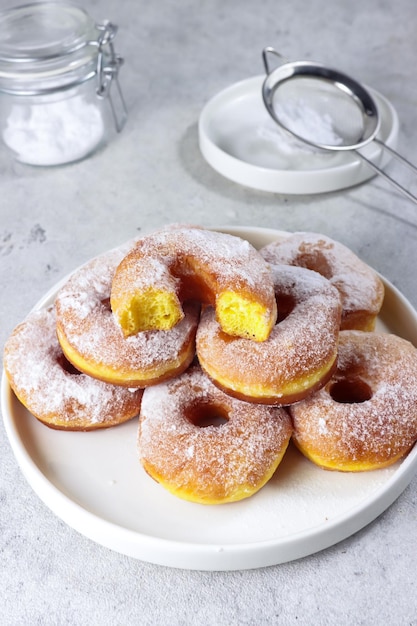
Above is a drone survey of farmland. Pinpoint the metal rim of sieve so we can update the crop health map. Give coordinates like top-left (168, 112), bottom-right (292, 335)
top-left (261, 49), bottom-right (381, 152)
top-left (260, 47), bottom-right (417, 205)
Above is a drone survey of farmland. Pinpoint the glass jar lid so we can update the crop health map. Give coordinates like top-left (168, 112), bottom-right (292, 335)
top-left (0, 2), bottom-right (103, 92)
top-left (0, 2), bottom-right (96, 62)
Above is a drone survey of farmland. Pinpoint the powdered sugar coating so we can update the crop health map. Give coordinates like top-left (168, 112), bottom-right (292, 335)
top-left (3, 306), bottom-right (143, 430)
top-left (196, 264), bottom-right (342, 404)
top-left (139, 364), bottom-right (292, 503)
top-left (55, 243), bottom-right (200, 386)
top-left (122, 227), bottom-right (273, 294)
top-left (290, 331), bottom-right (417, 470)
top-left (260, 232), bottom-right (384, 330)
top-left (110, 227), bottom-right (277, 339)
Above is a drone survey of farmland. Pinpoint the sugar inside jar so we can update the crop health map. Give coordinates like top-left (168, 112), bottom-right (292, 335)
top-left (0, 2), bottom-right (127, 166)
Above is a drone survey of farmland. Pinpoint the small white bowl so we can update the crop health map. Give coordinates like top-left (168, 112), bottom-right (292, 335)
top-left (199, 75), bottom-right (399, 194)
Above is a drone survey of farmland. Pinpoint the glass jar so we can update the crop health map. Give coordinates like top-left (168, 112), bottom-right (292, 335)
top-left (0, 2), bottom-right (127, 166)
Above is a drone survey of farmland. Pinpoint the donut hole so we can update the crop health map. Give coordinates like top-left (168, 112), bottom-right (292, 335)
top-left (185, 401), bottom-right (229, 428)
top-left (297, 250), bottom-right (333, 279)
top-left (100, 297), bottom-right (111, 310)
top-left (275, 294), bottom-right (296, 323)
top-left (57, 354), bottom-right (82, 376)
top-left (330, 378), bottom-right (372, 404)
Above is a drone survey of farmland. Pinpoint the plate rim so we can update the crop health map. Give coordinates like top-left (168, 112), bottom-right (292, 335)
top-left (2, 225), bottom-right (417, 571)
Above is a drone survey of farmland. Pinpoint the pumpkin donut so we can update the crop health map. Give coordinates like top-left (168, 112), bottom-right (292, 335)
top-left (3, 306), bottom-right (143, 430)
top-left (196, 264), bottom-right (342, 404)
top-left (261, 232), bottom-right (384, 331)
top-left (138, 363), bottom-right (292, 504)
top-left (110, 227), bottom-right (277, 342)
top-left (55, 243), bottom-right (200, 387)
top-left (290, 331), bottom-right (417, 471)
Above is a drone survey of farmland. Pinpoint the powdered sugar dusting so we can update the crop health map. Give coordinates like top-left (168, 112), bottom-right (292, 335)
top-left (139, 365), bottom-right (292, 500)
top-left (55, 245), bottom-right (200, 376)
top-left (260, 232), bottom-right (384, 318)
top-left (291, 331), bottom-right (417, 466)
top-left (3, 306), bottom-right (143, 428)
top-left (113, 227), bottom-right (275, 302)
top-left (112, 255), bottom-right (179, 295)
top-left (196, 264), bottom-right (341, 399)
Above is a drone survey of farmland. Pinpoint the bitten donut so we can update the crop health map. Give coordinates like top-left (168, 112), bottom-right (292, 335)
top-left (110, 227), bottom-right (277, 342)
top-left (196, 264), bottom-right (342, 404)
top-left (261, 232), bottom-right (384, 331)
top-left (290, 331), bottom-right (417, 471)
top-left (55, 244), bottom-right (200, 387)
top-left (3, 306), bottom-right (143, 430)
top-left (138, 364), bottom-right (292, 504)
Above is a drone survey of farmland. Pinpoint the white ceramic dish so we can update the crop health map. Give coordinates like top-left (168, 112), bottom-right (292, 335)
top-left (2, 227), bottom-right (417, 571)
top-left (199, 76), bottom-right (399, 194)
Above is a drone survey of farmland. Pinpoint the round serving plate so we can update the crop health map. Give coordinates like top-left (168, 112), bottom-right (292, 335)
top-left (198, 77), bottom-right (399, 194)
top-left (2, 227), bottom-right (417, 571)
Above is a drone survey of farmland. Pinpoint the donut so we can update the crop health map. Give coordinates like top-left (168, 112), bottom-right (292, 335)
top-left (260, 232), bottom-right (384, 331)
top-left (110, 227), bottom-right (277, 342)
top-left (55, 244), bottom-right (200, 387)
top-left (3, 306), bottom-right (143, 430)
top-left (196, 264), bottom-right (342, 404)
top-left (138, 364), bottom-right (292, 504)
top-left (290, 331), bottom-right (417, 471)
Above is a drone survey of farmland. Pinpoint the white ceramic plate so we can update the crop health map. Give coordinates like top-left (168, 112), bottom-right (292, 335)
top-left (2, 227), bottom-right (417, 571)
top-left (199, 76), bottom-right (399, 194)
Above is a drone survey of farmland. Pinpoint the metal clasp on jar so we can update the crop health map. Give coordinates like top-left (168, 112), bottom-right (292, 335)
top-left (95, 21), bottom-right (127, 133)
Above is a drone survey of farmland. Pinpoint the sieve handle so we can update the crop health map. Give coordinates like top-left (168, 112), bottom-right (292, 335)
top-left (356, 145), bottom-right (417, 205)
top-left (374, 139), bottom-right (417, 175)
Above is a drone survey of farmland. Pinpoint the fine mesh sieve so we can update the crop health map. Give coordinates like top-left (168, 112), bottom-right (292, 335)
top-left (262, 47), bottom-right (417, 204)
